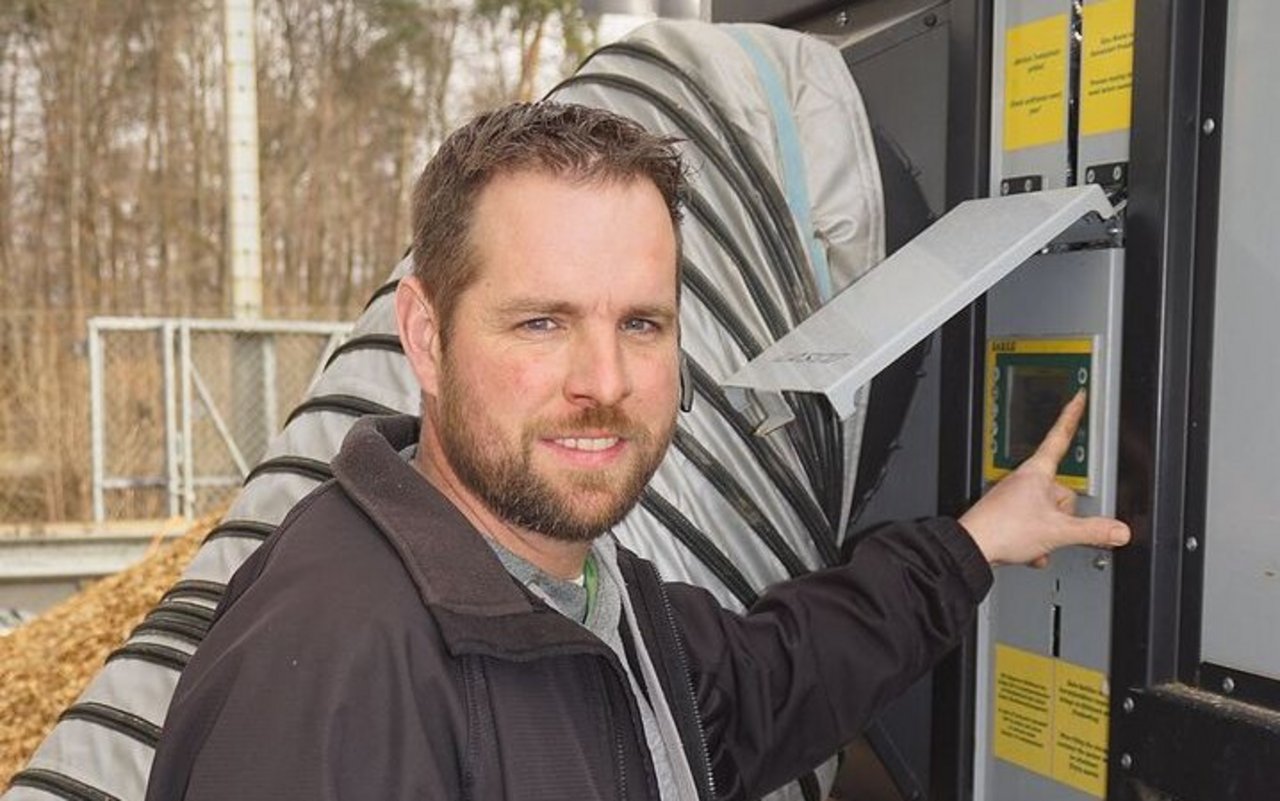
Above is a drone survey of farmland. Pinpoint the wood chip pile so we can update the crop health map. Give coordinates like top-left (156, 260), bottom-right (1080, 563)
top-left (0, 516), bottom-right (215, 785)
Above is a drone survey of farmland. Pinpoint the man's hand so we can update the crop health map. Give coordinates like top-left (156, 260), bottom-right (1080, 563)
top-left (959, 391), bottom-right (1131, 567)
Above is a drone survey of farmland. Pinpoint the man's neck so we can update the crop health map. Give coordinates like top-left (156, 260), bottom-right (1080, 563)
top-left (414, 423), bottom-right (592, 581)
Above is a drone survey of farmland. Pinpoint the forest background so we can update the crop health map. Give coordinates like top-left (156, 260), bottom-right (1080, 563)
top-left (0, 0), bottom-right (614, 523)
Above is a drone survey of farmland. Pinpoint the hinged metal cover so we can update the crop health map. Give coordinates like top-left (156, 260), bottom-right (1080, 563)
top-left (721, 185), bottom-right (1115, 419)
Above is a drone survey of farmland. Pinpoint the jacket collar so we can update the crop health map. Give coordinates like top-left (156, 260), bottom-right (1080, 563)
top-left (330, 414), bottom-right (608, 656)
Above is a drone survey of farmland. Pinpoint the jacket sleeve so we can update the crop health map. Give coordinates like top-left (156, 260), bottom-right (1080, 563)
top-left (145, 504), bottom-right (467, 801)
top-left (665, 517), bottom-right (992, 799)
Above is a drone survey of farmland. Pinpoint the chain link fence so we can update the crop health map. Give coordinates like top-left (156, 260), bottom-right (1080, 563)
top-left (0, 311), bottom-right (92, 523)
top-left (89, 318), bottom-right (350, 521)
top-left (0, 312), bottom-right (351, 525)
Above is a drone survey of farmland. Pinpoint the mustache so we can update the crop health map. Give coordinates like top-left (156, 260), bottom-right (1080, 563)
top-left (533, 405), bottom-right (648, 441)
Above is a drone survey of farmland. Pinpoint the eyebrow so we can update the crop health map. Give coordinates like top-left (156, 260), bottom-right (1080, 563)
top-left (495, 298), bottom-right (677, 324)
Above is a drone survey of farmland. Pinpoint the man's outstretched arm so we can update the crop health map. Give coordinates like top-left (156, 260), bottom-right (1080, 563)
top-left (673, 391), bottom-right (1129, 797)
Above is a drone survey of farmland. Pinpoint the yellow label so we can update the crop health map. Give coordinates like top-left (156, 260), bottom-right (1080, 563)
top-left (1053, 661), bottom-right (1110, 797)
top-left (994, 645), bottom-right (1110, 799)
top-left (988, 337), bottom-right (1093, 356)
top-left (982, 337), bottom-right (1093, 489)
top-left (1080, 0), bottom-right (1136, 136)
top-left (994, 645), bottom-right (1054, 777)
top-left (1003, 15), bottom-right (1069, 151)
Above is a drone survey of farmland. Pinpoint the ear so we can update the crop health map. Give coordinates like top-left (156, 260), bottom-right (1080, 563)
top-left (395, 275), bottom-right (443, 398)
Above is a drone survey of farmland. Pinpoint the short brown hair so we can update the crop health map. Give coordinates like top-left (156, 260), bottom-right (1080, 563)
top-left (410, 102), bottom-right (686, 340)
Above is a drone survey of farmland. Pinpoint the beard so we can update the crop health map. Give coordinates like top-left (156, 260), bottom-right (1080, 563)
top-left (434, 360), bottom-right (674, 543)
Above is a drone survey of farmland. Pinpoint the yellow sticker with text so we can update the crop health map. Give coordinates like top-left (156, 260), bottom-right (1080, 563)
top-left (1004, 15), bottom-right (1069, 151)
top-left (1081, 0), bottom-right (1136, 136)
top-left (994, 644), bottom-right (1110, 798)
top-left (994, 644), bottom-right (1054, 777)
top-left (1053, 661), bottom-right (1110, 797)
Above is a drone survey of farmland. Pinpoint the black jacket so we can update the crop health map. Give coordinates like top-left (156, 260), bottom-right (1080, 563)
top-left (146, 415), bottom-right (991, 801)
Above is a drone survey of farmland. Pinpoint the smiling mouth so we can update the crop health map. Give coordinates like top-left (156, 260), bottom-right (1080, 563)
top-left (550, 436), bottom-right (621, 452)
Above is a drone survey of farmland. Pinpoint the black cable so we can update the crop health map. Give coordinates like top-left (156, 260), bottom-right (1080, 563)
top-left (679, 256), bottom-right (836, 522)
top-left (681, 196), bottom-right (790, 341)
top-left (639, 490), bottom-right (758, 610)
top-left (9, 768), bottom-right (122, 801)
top-left (132, 609), bottom-right (210, 647)
top-left (160, 579), bottom-right (226, 606)
top-left (585, 42), bottom-right (820, 311)
top-left (553, 72), bottom-right (812, 327)
top-left (670, 427), bottom-right (809, 579)
top-left (680, 258), bottom-right (764, 358)
top-left (686, 357), bottom-right (838, 566)
top-left (106, 642), bottom-right (190, 672)
top-left (284, 394), bottom-right (400, 427)
top-left (202, 519), bottom-right (276, 545)
top-left (58, 702), bottom-right (161, 749)
top-left (322, 334), bottom-right (403, 370)
top-left (683, 192), bottom-right (829, 496)
top-left (361, 278), bottom-right (399, 312)
top-left (243, 455), bottom-right (332, 485)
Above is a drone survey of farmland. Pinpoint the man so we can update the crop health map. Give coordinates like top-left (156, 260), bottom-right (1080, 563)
top-left (146, 102), bottom-right (1129, 800)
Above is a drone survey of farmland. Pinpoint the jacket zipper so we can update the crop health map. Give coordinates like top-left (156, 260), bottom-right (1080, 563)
top-left (611, 694), bottom-right (630, 800)
top-left (648, 562), bottom-right (717, 801)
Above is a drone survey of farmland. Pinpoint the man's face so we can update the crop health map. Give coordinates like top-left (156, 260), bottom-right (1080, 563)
top-left (431, 170), bottom-right (680, 542)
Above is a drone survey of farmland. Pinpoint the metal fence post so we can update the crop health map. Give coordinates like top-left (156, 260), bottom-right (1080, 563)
top-left (180, 321), bottom-right (195, 517)
top-left (261, 334), bottom-right (278, 450)
top-left (162, 320), bottom-right (180, 518)
top-left (89, 319), bottom-right (105, 523)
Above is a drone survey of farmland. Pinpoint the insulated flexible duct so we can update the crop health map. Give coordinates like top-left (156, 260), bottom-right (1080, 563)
top-left (6, 21), bottom-right (928, 801)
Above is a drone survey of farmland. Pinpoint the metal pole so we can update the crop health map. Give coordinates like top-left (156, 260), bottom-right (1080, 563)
top-left (162, 320), bottom-right (180, 518)
top-left (224, 0), bottom-right (263, 320)
top-left (88, 320), bottom-right (106, 522)
top-left (261, 334), bottom-right (278, 449)
top-left (180, 322), bottom-right (196, 516)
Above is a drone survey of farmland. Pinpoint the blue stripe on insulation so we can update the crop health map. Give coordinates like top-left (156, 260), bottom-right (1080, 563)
top-left (726, 28), bottom-right (834, 302)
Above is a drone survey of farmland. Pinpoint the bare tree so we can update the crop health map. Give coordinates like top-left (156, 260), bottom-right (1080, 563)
top-left (0, 0), bottom-right (593, 523)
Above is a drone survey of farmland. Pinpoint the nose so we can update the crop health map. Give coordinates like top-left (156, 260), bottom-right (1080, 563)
top-left (564, 329), bottom-right (631, 408)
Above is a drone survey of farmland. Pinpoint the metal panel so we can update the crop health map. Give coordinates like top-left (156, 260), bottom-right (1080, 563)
top-left (844, 14), bottom-right (950, 216)
top-left (1200, 0), bottom-right (1280, 684)
top-left (1107, 0), bottom-right (1229, 793)
top-left (991, 0), bottom-right (1073, 193)
top-left (722, 186), bottom-right (1114, 420)
top-left (1075, 0), bottom-right (1135, 198)
top-left (976, 248), bottom-right (1124, 801)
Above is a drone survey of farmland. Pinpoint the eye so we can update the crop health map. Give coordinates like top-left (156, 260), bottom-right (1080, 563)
top-left (518, 317), bottom-right (559, 334)
top-left (621, 318), bottom-right (660, 335)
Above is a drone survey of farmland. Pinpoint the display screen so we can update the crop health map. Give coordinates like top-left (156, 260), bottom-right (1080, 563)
top-left (1004, 365), bottom-right (1075, 461)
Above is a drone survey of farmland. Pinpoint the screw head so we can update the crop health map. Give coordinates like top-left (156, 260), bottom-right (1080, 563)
top-left (1093, 554), bottom-right (1110, 570)
top-left (1122, 697), bottom-right (1135, 714)
top-left (1202, 117), bottom-right (1217, 135)
top-left (836, 10), bottom-right (850, 26)
top-left (1119, 753), bottom-right (1133, 770)
top-left (1222, 676), bottom-right (1236, 693)
top-left (1186, 536), bottom-right (1200, 552)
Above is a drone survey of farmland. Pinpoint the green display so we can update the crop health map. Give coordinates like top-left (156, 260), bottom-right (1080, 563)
top-left (984, 337), bottom-right (1092, 490)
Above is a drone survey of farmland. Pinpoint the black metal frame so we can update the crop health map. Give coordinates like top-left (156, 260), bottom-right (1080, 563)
top-left (679, 2), bottom-right (1280, 799)
top-left (930, 3), bottom-right (991, 801)
top-left (1108, 0), bottom-right (1280, 799)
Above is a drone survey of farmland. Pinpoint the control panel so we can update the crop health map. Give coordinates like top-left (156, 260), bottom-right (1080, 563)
top-left (983, 336), bottom-right (1094, 492)
top-left (975, 248), bottom-right (1122, 801)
